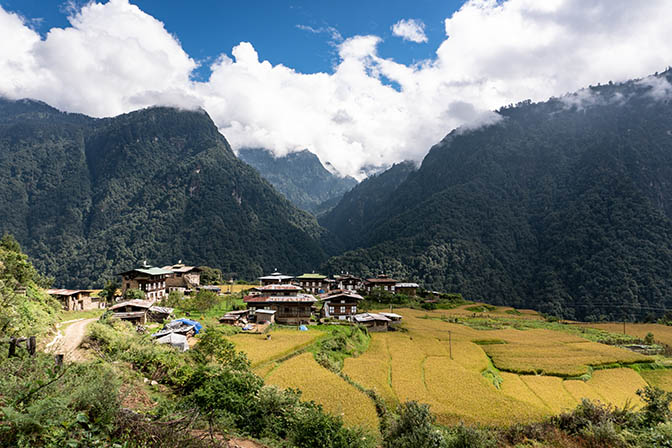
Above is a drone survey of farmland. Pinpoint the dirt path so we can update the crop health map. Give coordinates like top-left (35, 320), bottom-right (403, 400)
top-left (46, 318), bottom-right (97, 362)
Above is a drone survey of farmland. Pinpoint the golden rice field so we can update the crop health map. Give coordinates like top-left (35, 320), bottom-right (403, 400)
top-left (226, 328), bottom-right (321, 367)
top-left (577, 322), bottom-right (672, 348)
top-left (265, 353), bottom-right (380, 430)
top-left (640, 369), bottom-right (672, 392)
top-left (338, 308), bottom-right (657, 425)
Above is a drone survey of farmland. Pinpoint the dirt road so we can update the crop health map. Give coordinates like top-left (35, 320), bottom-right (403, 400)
top-left (46, 318), bottom-right (97, 362)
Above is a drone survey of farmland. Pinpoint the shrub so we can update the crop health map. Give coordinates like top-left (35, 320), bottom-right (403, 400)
top-left (383, 401), bottom-right (446, 448)
top-left (637, 386), bottom-right (672, 427)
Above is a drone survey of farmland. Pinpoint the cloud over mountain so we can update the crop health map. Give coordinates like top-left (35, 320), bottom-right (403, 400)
top-left (1, 0), bottom-right (671, 178)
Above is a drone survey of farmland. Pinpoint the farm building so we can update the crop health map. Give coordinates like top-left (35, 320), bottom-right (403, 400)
top-left (117, 263), bottom-right (172, 301)
top-left (395, 282), bottom-right (419, 296)
top-left (259, 271), bottom-right (294, 286)
top-left (244, 284), bottom-right (316, 324)
top-left (219, 309), bottom-right (249, 325)
top-left (320, 290), bottom-right (363, 321)
top-left (46, 289), bottom-right (104, 311)
top-left (353, 313), bottom-right (391, 332)
top-left (363, 275), bottom-right (399, 294)
top-left (295, 273), bottom-right (328, 294)
top-left (108, 299), bottom-right (156, 325)
top-left (380, 312), bottom-right (403, 327)
top-left (255, 309), bottom-right (276, 324)
top-left (162, 262), bottom-right (201, 293)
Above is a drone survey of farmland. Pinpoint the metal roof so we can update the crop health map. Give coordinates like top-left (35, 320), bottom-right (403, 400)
top-left (396, 283), bottom-right (419, 288)
top-left (112, 311), bottom-right (147, 319)
top-left (117, 267), bottom-right (173, 276)
top-left (366, 278), bottom-right (399, 283)
top-left (258, 272), bottom-right (294, 280)
top-left (320, 291), bottom-right (364, 302)
top-left (109, 299), bottom-right (156, 310)
top-left (46, 289), bottom-right (92, 296)
top-left (255, 284), bottom-right (302, 291)
top-left (244, 293), bottom-right (317, 303)
top-left (296, 273), bottom-right (327, 279)
top-left (149, 306), bottom-right (174, 314)
top-left (380, 312), bottom-right (403, 319)
top-left (353, 313), bottom-right (391, 323)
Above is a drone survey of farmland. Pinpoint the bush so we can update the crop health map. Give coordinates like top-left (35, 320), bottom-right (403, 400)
top-left (637, 386), bottom-right (672, 427)
top-left (444, 424), bottom-right (497, 448)
top-left (383, 401), bottom-right (446, 448)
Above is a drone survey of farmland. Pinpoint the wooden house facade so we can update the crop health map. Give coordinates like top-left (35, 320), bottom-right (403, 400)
top-left (320, 290), bottom-right (363, 321)
top-left (244, 284), bottom-right (316, 325)
top-left (162, 262), bottom-right (202, 293)
top-left (117, 265), bottom-right (172, 300)
top-left (296, 273), bottom-right (327, 294)
top-left (46, 289), bottom-right (104, 311)
top-left (363, 275), bottom-right (399, 294)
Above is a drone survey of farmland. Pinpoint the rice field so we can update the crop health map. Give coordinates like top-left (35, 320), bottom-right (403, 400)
top-left (265, 353), bottom-right (380, 430)
top-left (227, 328), bottom-right (321, 366)
top-left (577, 322), bottom-right (672, 348)
top-left (640, 369), bottom-right (672, 392)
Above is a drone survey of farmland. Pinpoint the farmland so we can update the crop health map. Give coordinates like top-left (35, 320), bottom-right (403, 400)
top-left (577, 322), bottom-right (672, 348)
top-left (228, 305), bottom-right (671, 428)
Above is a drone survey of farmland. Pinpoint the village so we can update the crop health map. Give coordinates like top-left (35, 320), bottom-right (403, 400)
top-left (46, 262), bottom-right (420, 350)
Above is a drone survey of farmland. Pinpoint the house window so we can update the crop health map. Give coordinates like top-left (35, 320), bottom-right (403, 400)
top-left (329, 306), bottom-right (334, 313)
top-left (340, 306), bottom-right (345, 313)
top-left (340, 300), bottom-right (345, 303)
top-left (352, 306), bottom-right (357, 313)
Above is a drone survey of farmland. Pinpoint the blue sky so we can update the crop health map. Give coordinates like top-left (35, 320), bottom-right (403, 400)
top-left (1, 0), bottom-right (464, 80)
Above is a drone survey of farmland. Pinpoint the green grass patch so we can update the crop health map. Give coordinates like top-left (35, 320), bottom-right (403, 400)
top-left (465, 304), bottom-right (498, 313)
top-left (472, 339), bottom-right (508, 345)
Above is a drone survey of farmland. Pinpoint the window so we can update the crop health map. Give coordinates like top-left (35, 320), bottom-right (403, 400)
top-left (329, 306), bottom-right (334, 314)
top-left (352, 306), bottom-right (357, 313)
top-left (340, 300), bottom-right (345, 303)
top-left (340, 306), bottom-right (345, 313)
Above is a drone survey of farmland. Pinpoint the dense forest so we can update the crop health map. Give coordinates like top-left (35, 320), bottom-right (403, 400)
top-left (237, 147), bottom-right (357, 215)
top-left (323, 71), bottom-right (672, 320)
top-left (0, 100), bottom-right (327, 287)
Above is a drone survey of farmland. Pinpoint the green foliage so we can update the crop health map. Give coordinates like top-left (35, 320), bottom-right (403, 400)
top-left (198, 266), bottom-right (222, 285)
top-left (637, 386), bottom-right (672, 427)
top-left (162, 290), bottom-right (184, 308)
top-left (312, 325), bottom-right (370, 372)
top-left (645, 332), bottom-right (655, 345)
top-left (0, 234), bottom-right (60, 336)
top-left (124, 288), bottom-right (145, 301)
top-left (383, 401), bottom-right (446, 448)
top-left (99, 279), bottom-right (120, 304)
top-left (184, 289), bottom-right (220, 312)
top-left (193, 327), bottom-right (249, 369)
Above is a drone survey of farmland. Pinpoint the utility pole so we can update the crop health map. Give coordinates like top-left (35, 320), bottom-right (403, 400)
top-left (449, 330), bottom-right (453, 360)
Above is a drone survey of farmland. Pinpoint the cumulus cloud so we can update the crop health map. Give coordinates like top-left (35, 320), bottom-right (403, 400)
top-left (391, 19), bottom-right (428, 43)
top-left (1, 0), bottom-right (672, 178)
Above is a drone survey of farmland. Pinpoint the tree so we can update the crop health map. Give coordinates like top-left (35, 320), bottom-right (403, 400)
top-left (383, 401), bottom-right (446, 448)
top-left (188, 289), bottom-right (220, 312)
top-left (199, 266), bottom-right (222, 285)
top-left (124, 288), bottom-right (146, 300)
top-left (99, 279), bottom-right (120, 304)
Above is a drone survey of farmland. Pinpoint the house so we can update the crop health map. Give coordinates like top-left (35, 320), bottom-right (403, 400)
top-left (295, 273), bottom-right (328, 294)
top-left (117, 263), bottom-right (172, 300)
top-left (395, 282), bottom-right (419, 296)
top-left (162, 262), bottom-right (201, 293)
top-left (333, 274), bottom-right (362, 291)
top-left (380, 312), bottom-right (403, 327)
top-left (353, 313), bottom-right (391, 332)
top-left (108, 299), bottom-right (155, 325)
top-left (320, 290), bottom-right (363, 321)
top-left (46, 289), bottom-right (104, 311)
top-left (244, 284), bottom-right (316, 325)
top-left (258, 271), bottom-right (295, 286)
top-left (363, 275), bottom-right (399, 294)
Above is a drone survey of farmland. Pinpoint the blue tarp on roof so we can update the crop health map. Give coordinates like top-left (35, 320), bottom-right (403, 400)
top-left (173, 318), bottom-right (203, 334)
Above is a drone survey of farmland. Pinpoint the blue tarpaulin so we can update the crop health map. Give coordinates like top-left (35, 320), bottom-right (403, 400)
top-left (174, 318), bottom-right (203, 334)
top-left (298, 325), bottom-right (308, 331)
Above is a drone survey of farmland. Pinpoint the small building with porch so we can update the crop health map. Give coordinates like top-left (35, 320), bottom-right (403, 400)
top-left (363, 275), bottom-right (399, 294)
top-left (320, 290), bottom-right (363, 321)
top-left (108, 299), bottom-right (156, 325)
top-left (333, 274), bottom-right (362, 291)
top-left (46, 289), bottom-right (104, 311)
top-left (244, 284), bottom-right (316, 324)
top-left (353, 313), bottom-right (391, 332)
top-left (395, 282), bottom-right (419, 296)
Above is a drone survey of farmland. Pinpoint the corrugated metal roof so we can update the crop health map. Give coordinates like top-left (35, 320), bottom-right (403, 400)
top-left (353, 313), bottom-right (391, 323)
top-left (296, 273), bottom-right (327, 279)
top-left (244, 293), bottom-right (317, 303)
top-left (46, 289), bottom-right (92, 296)
top-left (109, 299), bottom-right (156, 310)
top-left (258, 272), bottom-right (294, 280)
top-left (320, 291), bottom-right (364, 302)
top-left (255, 284), bottom-right (302, 291)
top-left (380, 312), bottom-right (403, 319)
top-left (149, 306), bottom-right (174, 314)
top-left (396, 283), bottom-right (419, 288)
top-left (112, 311), bottom-right (147, 319)
top-left (366, 278), bottom-right (399, 283)
top-left (117, 267), bottom-right (172, 276)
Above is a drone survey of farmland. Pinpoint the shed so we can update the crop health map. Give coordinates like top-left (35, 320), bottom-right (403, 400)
top-left (255, 309), bottom-right (276, 324)
top-left (353, 313), bottom-right (391, 332)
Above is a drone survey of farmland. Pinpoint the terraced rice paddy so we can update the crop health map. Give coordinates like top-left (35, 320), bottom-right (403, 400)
top-left (265, 353), bottom-right (380, 430)
top-left (227, 328), bottom-right (321, 366)
top-left (578, 322), bottom-right (672, 347)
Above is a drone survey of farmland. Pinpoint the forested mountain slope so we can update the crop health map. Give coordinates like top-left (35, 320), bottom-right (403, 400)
top-left (324, 71), bottom-right (672, 320)
top-left (0, 99), bottom-right (327, 287)
top-left (237, 147), bottom-right (357, 214)
top-left (319, 160), bottom-right (416, 250)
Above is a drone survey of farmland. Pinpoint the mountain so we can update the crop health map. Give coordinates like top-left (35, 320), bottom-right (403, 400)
top-left (323, 71), bottom-right (672, 320)
top-left (319, 161), bottom-right (416, 250)
top-left (237, 147), bottom-right (358, 214)
top-left (0, 99), bottom-right (327, 287)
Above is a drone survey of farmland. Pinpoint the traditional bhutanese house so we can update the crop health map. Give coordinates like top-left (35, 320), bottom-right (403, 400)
top-left (258, 271), bottom-right (295, 286)
top-left (109, 299), bottom-right (156, 325)
top-left (333, 274), bottom-right (362, 291)
top-left (380, 312), bottom-right (403, 327)
top-left (395, 282), bottom-right (419, 296)
top-left (353, 313), bottom-right (391, 332)
top-left (320, 290), bottom-right (363, 321)
top-left (162, 262), bottom-right (202, 293)
top-left (46, 289), bottom-right (104, 311)
top-left (295, 273), bottom-right (328, 294)
top-left (244, 284), bottom-right (316, 325)
top-left (363, 275), bottom-right (399, 294)
top-left (117, 263), bottom-right (172, 301)
top-left (219, 309), bottom-right (250, 325)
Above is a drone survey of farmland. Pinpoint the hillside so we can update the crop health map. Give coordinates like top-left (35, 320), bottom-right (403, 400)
top-left (237, 147), bottom-right (357, 215)
top-left (0, 99), bottom-right (327, 287)
top-left (319, 160), bottom-right (416, 250)
top-left (324, 71), bottom-right (672, 320)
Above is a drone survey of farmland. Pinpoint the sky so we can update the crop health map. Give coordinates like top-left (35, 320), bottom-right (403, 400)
top-left (1, 0), bottom-right (672, 178)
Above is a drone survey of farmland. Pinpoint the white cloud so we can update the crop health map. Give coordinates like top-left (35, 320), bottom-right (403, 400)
top-left (391, 19), bottom-right (428, 43)
top-left (1, 0), bottom-right (672, 178)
